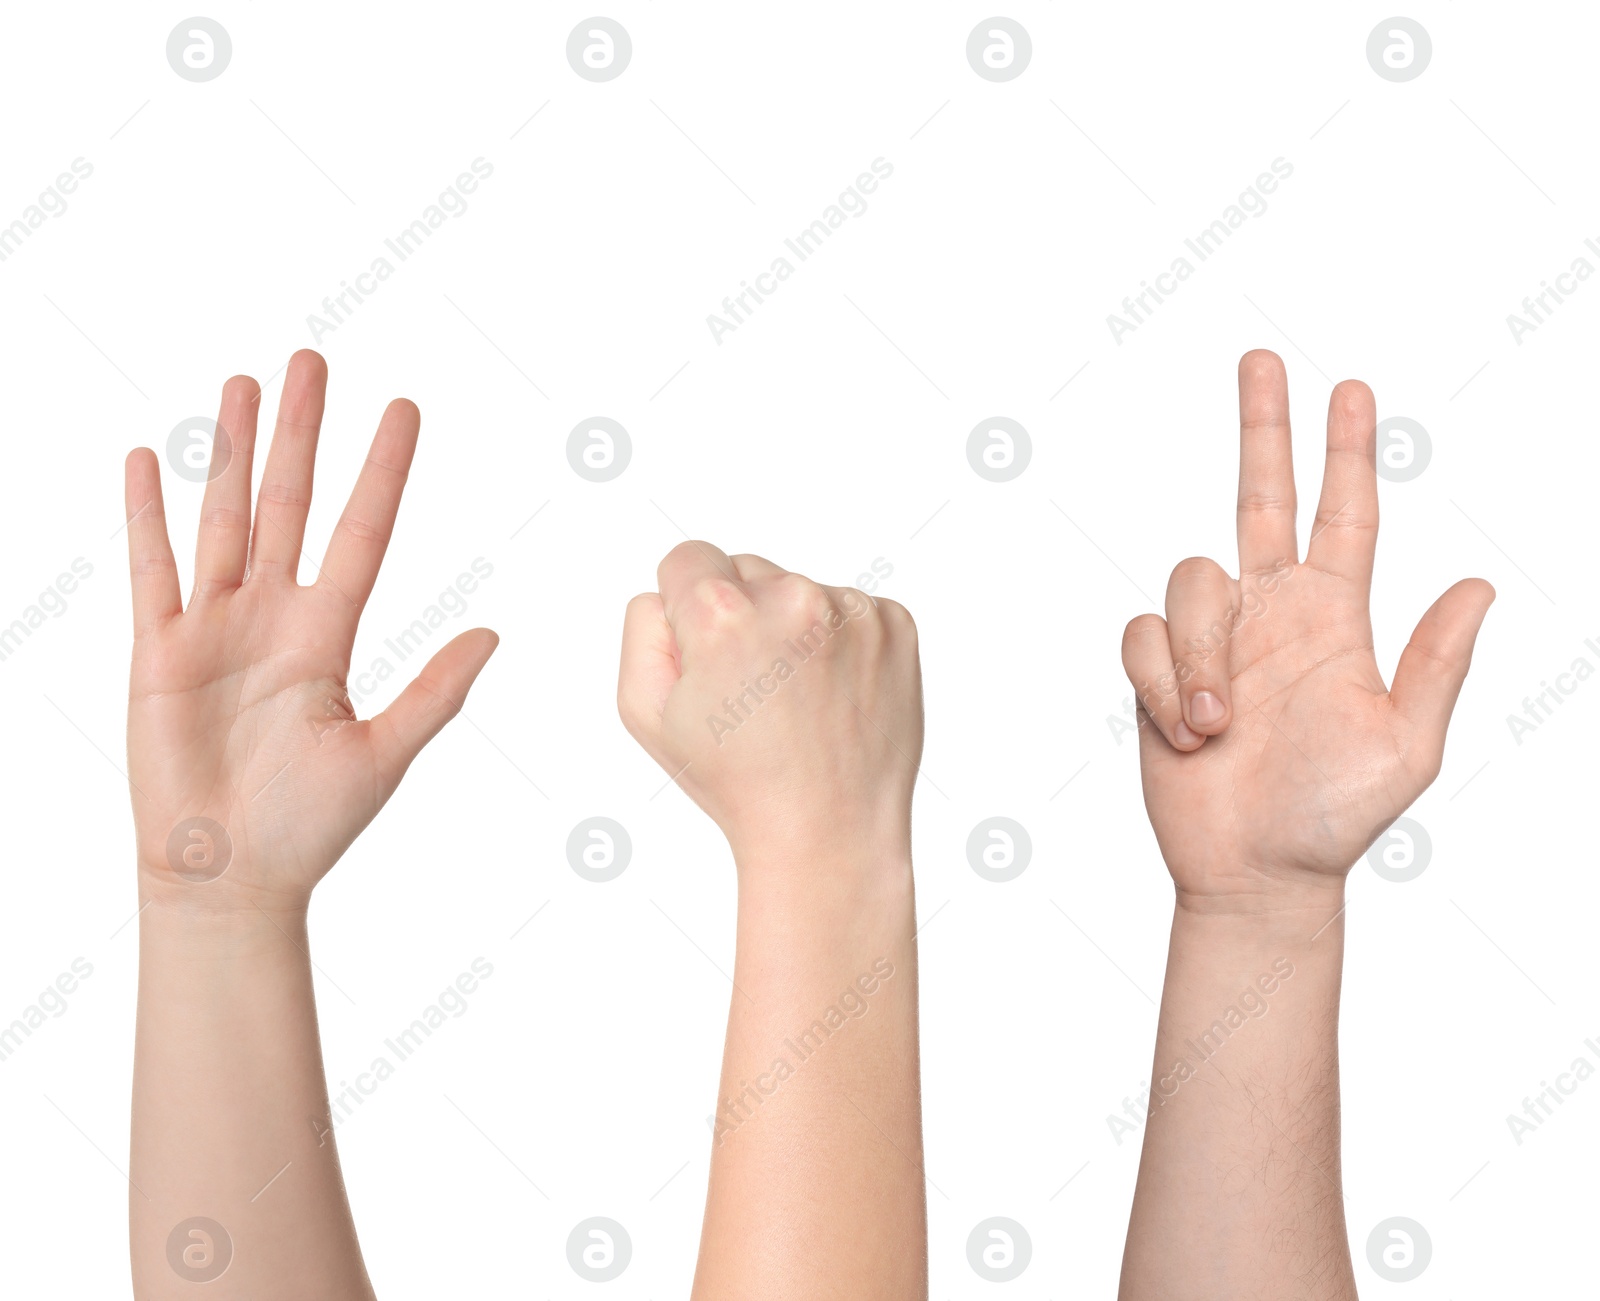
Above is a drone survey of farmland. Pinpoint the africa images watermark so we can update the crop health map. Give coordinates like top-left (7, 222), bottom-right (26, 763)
top-left (0, 958), bottom-right (94, 1065)
top-left (1505, 1036), bottom-right (1600, 1146)
top-left (307, 157), bottom-right (495, 342)
top-left (706, 158), bottom-right (895, 344)
top-left (707, 958), bottom-right (895, 1145)
top-left (705, 558), bottom-right (892, 745)
top-left (1504, 634), bottom-right (1599, 746)
top-left (1105, 958), bottom-right (1295, 1144)
top-left (313, 957), bottom-right (494, 1144)
top-left (1107, 157), bottom-right (1294, 344)
top-left (345, 557), bottom-right (494, 710)
top-left (0, 157), bottom-right (93, 267)
top-left (1505, 238), bottom-right (1600, 345)
top-left (0, 558), bottom-right (94, 666)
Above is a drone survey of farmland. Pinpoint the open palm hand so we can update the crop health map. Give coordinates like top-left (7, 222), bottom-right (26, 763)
top-left (125, 351), bottom-right (497, 914)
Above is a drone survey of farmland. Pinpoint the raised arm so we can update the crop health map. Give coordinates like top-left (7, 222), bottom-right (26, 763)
top-left (618, 543), bottom-right (928, 1300)
top-left (125, 350), bottom-right (497, 1297)
top-left (1116, 351), bottom-right (1493, 1299)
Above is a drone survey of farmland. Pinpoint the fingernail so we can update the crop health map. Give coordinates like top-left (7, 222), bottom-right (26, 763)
top-left (1174, 719), bottom-right (1202, 746)
top-left (1189, 691), bottom-right (1225, 727)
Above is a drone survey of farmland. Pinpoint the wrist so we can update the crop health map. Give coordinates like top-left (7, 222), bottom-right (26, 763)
top-left (722, 794), bottom-right (913, 875)
top-left (732, 841), bottom-right (915, 931)
top-left (1171, 881), bottom-right (1347, 957)
top-left (1173, 872), bottom-right (1345, 925)
top-left (135, 866), bottom-right (313, 934)
top-left (728, 847), bottom-right (916, 1018)
top-left (138, 904), bottom-right (316, 992)
top-left (731, 836), bottom-right (913, 890)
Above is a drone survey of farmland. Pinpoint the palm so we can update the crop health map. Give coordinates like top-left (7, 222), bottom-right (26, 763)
top-left (123, 353), bottom-right (496, 912)
top-left (1123, 353), bottom-right (1493, 902)
top-left (130, 585), bottom-right (387, 902)
top-left (1143, 567), bottom-right (1408, 893)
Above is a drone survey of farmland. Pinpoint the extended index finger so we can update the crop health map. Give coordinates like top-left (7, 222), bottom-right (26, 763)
top-left (1236, 350), bottom-right (1298, 575)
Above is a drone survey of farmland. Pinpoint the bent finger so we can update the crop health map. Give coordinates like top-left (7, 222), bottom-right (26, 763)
top-left (1164, 557), bottom-right (1236, 735)
top-left (1122, 613), bottom-right (1203, 752)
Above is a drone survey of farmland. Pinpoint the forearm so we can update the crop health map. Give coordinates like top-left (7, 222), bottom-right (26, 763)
top-left (131, 902), bottom-right (374, 1300)
top-left (691, 852), bottom-right (928, 1301)
top-left (1119, 887), bottom-right (1355, 1301)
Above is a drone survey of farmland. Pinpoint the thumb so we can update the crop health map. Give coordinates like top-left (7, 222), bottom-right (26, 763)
top-left (371, 627), bottom-right (499, 780)
top-left (1389, 578), bottom-right (1495, 777)
top-left (618, 592), bottom-right (681, 747)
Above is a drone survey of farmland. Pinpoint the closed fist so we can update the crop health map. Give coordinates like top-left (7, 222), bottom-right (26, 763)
top-left (618, 542), bottom-right (923, 868)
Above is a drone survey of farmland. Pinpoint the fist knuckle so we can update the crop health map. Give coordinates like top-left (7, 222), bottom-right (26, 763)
top-left (776, 573), bottom-right (833, 620)
top-left (879, 598), bottom-right (917, 641)
top-left (835, 587), bottom-right (876, 623)
top-left (688, 576), bottom-right (746, 619)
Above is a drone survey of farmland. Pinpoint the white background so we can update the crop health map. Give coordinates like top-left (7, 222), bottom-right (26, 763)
top-left (0, 2), bottom-right (1594, 1295)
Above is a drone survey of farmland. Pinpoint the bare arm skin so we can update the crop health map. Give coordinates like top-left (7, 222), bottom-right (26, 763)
top-left (1127, 897), bottom-right (1350, 1297)
top-left (125, 350), bottom-right (497, 1298)
top-left (1117, 351), bottom-right (1493, 1299)
top-left (618, 542), bottom-right (928, 1300)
